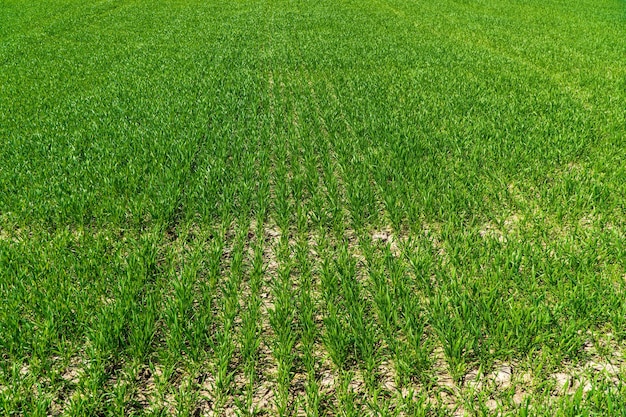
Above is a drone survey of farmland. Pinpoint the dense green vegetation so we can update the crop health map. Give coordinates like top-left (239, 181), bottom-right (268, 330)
top-left (1, 0), bottom-right (625, 415)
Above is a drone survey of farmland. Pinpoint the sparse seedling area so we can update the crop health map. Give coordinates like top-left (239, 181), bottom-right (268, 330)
top-left (1, 0), bottom-right (626, 415)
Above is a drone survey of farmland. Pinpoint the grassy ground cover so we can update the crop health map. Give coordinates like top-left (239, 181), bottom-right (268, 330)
top-left (1, 0), bottom-right (625, 415)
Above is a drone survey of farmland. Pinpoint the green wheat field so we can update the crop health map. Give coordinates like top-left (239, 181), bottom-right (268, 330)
top-left (1, 0), bottom-right (626, 415)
